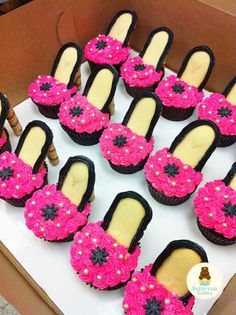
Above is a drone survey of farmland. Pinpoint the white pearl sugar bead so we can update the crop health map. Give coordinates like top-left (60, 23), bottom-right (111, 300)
top-left (123, 304), bottom-right (129, 310)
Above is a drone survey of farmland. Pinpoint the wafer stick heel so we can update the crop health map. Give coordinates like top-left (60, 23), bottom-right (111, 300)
top-left (7, 105), bottom-right (22, 136)
top-left (75, 67), bottom-right (81, 90)
top-left (47, 143), bottom-right (59, 166)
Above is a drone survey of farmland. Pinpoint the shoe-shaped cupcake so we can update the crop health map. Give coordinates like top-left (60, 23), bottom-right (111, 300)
top-left (100, 92), bottom-right (162, 174)
top-left (0, 93), bottom-right (22, 153)
top-left (198, 76), bottom-right (236, 147)
top-left (29, 43), bottom-right (82, 119)
top-left (0, 120), bottom-right (59, 207)
top-left (84, 9), bottom-right (137, 73)
top-left (123, 240), bottom-right (208, 315)
top-left (121, 27), bottom-right (174, 97)
top-left (156, 46), bottom-right (215, 121)
top-left (25, 156), bottom-right (95, 242)
top-left (194, 162), bottom-right (236, 246)
top-left (144, 120), bottom-right (220, 205)
top-left (70, 191), bottom-right (152, 290)
top-left (59, 64), bottom-right (119, 145)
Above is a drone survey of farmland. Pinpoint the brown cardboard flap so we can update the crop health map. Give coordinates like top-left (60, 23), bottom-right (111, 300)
top-left (57, 6), bottom-right (77, 45)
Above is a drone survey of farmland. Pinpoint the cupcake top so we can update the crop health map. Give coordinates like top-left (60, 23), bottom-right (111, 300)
top-left (58, 94), bottom-right (110, 134)
top-left (194, 180), bottom-right (236, 239)
top-left (100, 123), bottom-right (154, 166)
top-left (198, 93), bottom-right (236, 136)
top-left (156, 75), bottom-right (204, 108)
top-left (121, 56), bottom-right (163, 87)
top-left (0, 136), bottom-right (7, 148)
top-left (0, 152), bottom-right (47, 199)
top-left (70, 221), bottom-right (141, 290)
top-left (144, 148), bottom-right (203, 198)
top-left (25, 184), bottom-right (91, 241)
top-left (123, 264), bottom-right (194, 315)
top-left (28, 75), bottom-right (77, 106)
top-left (84, 34), bottom-right (130, 65)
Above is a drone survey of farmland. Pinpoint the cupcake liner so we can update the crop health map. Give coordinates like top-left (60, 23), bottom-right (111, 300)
top-left (35, 102), bottom-right (60, 119)
top-left (218, 134), bottom-right (236, 147)
top-left (124, 81), bottom-right (158, 98)
top-left (197, 219), bottom-right (236, 246)
top-left (161, 104), bottom-right (195, 121)
top-left (61, 123), bottom-right (104, 145)
top-left (87, 272), bottom-right (134, 291)
top-left (109, 156), bottom-right (149, 174)
top-left (88, 60), bottom-right (123, 75)
top-left (147, 180), bottom-right (191, 205)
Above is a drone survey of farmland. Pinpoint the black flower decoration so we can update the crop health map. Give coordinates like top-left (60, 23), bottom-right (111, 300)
top-left (69, 106), bottom-right (83, 117)
top-left (172, 84), bottom-right (185, 94)
top-left (143, 296), bottom-right (165, 315)
top-left (113, 135), bottom-right (127, 147)
top-left (134, 64), bottom-right (146, 71)
top-left (217, 106), bottom-right (232, 118)
top-left (41, 204), bottom-right (59, 221)
top-left (164, 163), bottom-right (179, 177)
top-left (0, 167), bottom-right (14, 181)
top-left (40, 83), bottom-right (52, 91)
top-left (90, 246), bottom-right (109, 267)
top-left (222, 202), bottom-right (236, 218)
top-left (96, 41), bottom-right (107, 50)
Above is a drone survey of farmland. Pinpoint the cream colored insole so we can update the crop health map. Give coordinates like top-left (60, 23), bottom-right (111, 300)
top-left (108, 13), bottom-right (132, 43)
top-left (226, 83), bottom-right (236, 106)
top-left (106, 198), bottom-right (145, 248)
top-left (173, 125), bottom-right (215, 168)
top-left (61, 162), bottom-right (89, 206)
top-left (54, 47), bottom-right (78, 85)
top-left (87, 69), bottom-right (114, 110)
top-left (180, 51), bottom-right (211, 88)
top-left (142, 31), bottom-right (169, 68)
top-left (229, 174), bottom-right (236, 191)
top-left (126, 97), bottom-right (156, 137)
top-left (18, 127), bottom-right (46, 168)
top-left (156, 248), bottom-right (201, 296)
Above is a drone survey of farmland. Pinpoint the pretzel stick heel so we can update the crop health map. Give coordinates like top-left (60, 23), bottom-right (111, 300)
top-left (109, 99), bottom-right (115, 116)
top-left (7, 106), bottom-right (22, 136)
top-left (47, 143), bottom-right (59, 165)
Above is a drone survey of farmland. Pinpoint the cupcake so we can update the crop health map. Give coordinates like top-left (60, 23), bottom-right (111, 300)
top-left (121, 27), bottom-right (174, 97)
top-left (194, 162), bottom-right (236, 245)
top-left (198, 76), bottom-right (236, 147)
top-left (156, 46), bottom-right (215, 121)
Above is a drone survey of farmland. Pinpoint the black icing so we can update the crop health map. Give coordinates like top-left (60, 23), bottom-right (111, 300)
top-left (90, 246), bottom-right (109, 267)
top-left (113, 135), bottom-right (127, 147)
top-left (96, 41), bottom-right (107, 50)
top-left (172, 84), bottom-right (185, 94)
top-left (40, 83), bottom-right (52, 91)
top-left (0, 167), bottom-right (14, 180)
top-left (69, 106), bottom-right (83, 117)
top-left (164, 163), bottom-right (179, 177)
top-left (134, 64), bottom-right (146, 71)
top-left (217, 106), bottom-right (232, 118)
top-left (222, 202), bottom-right (236, 218)
top-left (41, 204), bottom-right (59, 221)
top-left (143, 297), bottom-right (165, 315)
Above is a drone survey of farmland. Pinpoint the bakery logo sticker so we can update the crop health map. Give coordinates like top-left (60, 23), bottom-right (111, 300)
top-left (187, 263), bottom-right (223, 300)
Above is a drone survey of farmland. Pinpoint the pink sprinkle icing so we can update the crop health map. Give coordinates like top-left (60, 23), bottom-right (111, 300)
top-left (84, 34), bottom-right (130, 65)
top-left (194, 180), bottom-right (236, 239)
top-left (121, 56), bottom-right (163, 87)
top-left (123, 264), bottom-right (194, 315)
top-left (144, 148), bottom-right (203, 198)
top-left (24, 184), bottom-right (91, 241)
top-left (198, 93), bottom-right (236, 136)
top-left (58, 94), bottom-right (110, 134)
top-left (156, 75), bottom-right (204, 108)
top-left (70, 221), bottom-right (141, 290)
top-left (28, 75), bottom-right (77, 106)
top-left (0, 152), bottom-right (47, 199)
top-left (0, 136), bottom-right (7, 148)
top-left (100, 123), bottom-right (154, 166)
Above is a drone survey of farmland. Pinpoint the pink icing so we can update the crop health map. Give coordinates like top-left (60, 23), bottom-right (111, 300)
top-left (198, 93), bottom-right (236, 136)
top-left (84, 34), bottom-right (130, 65)
top-left (144, 148), bottom-right (203, 198)
top-left (70, 221), bottom-right (141, 290)
top-left (121, 56), bottom-right (163, 87)
top-left (156, 75), bottom-right (204, 108)
top-left (100, 123), bottom-right (154, 166)
top-left (123, 264), bottom-right (194, 315)
top-left (0, 152), bottom-right (47, 199)
top-left (58, 94), bottom-right (110, 134)
top-left (0, 136), bottom-right (7, 148)
top-left (28, 75), bottom-right (77, 106)
top-left (194, 180), bottom-right (236, 239)
top-left (24, 184), bottom-right (91, 241)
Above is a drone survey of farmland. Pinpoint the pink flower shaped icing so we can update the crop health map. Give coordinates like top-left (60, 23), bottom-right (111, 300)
top-left (121, 56), bottom-right (163, 87)
top-left (58, 94), bottom-right (110, 134)
top-left (0, 152), bottom-right (47, 199)
top-left (0, 136), bottom-right (7, 148)
top-left (144, 148), bottom-right (203, 198)
top-left (100, 123), bottom-right (154, 166)
top-left (70, 221), bottom-right (141, 290)
top-left (194, 180), bottom-right (236, 239)
top-left (84, 34), bottom-right (130, 65)
top-left (28, 75), bottom-right (77, 106)
top-left (123, 264), bottom-right (194, 315)
top-left (24, 184), bottom-right (91, 241)
top-left (198, 93), bottom-right (236, 136)
top-left (156, 75), bottom-right (204, 108)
